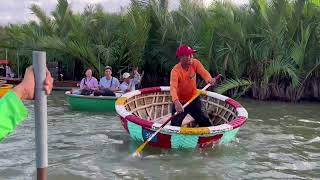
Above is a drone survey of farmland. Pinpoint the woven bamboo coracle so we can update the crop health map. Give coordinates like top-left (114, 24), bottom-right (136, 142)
top-left (116, 87), bottom-right (248, 149)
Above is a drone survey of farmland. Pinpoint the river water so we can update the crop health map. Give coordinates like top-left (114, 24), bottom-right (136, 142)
top-left (0, 91), bottom-right (319, 179)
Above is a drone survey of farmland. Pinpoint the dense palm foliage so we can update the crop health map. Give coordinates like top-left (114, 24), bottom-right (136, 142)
top-left (0, 0), bottom-right (320, 101)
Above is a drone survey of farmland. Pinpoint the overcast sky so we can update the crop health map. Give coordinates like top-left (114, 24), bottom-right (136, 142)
top-left (0, 0), bottom-right (249, 25)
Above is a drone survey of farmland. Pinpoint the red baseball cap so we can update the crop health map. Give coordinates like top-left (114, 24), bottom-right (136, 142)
top-left (176, 44), bottom-right (197, 57)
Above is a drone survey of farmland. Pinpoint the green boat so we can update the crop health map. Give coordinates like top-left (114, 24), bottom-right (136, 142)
top-left (65, 91), bottom-right (119, 111)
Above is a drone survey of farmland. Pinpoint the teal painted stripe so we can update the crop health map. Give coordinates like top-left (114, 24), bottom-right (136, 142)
top-left (219, 128), bottom-right (240, 144)
top-left (127, 121), bottom-right (144, 142)
top-left (171, 134), bottom-right (199, 149)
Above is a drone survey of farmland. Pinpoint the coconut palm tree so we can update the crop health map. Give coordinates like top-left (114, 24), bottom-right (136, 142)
top-left (0, 0), bottom-right (319, 101)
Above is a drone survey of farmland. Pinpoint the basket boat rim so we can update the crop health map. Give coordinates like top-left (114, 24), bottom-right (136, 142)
top-left (115, 86), bottom-right (248, 135)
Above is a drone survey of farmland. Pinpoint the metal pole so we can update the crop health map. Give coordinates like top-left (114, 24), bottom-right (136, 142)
top-left (33, 51), bottom-right (48, 180)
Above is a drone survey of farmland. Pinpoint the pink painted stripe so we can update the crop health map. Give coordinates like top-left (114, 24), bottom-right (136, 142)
top-left (226, 98), bottom-right (242, 108)
top-left (139, 87), bottom-right (161, 94)
top-left (125, 115), bottom-right (153, 128)
top-left (120, 116), bottom-right (129, 133)
top-left (198, 134), bottom-right (223, 148)
top-left (228, 116), bottom-right (247, 129)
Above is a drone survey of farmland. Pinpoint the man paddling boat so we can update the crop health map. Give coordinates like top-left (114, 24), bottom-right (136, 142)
top-left (170, 44), bottom-right (217, 127)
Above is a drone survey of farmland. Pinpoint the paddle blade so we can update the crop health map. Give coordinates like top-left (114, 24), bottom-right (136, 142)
top-left (132, 141), bottom-right (148, 157)
top-left (131, 83), bottom-right (212, 157)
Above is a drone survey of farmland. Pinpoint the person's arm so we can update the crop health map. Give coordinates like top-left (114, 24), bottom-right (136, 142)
top-left (170, 69), bottom-right (184, 112)
top-left (111, 79), bottom-right (120, 92)
top-left (0, 66), bottom-right (53, 141)
top-left (170, 69), bottom-right (179, 103)
top-left (119, 83), bottom-right (124, 92)
top-left (125, 80), bottom-right (134, 92)
top-left (133, 73), bottom-right (141, 85)
top-left (129, 79), bottom-right (135, 91)
top-left (116, 79), bottom-right (120, 91)
top-left (194, 59), bottom-right (212, 83)
top-left (79, 78), bottom-right (85, 90)
top-left (0, 91), bottom-right (28, 141)
top-left (91, 78), bottom-right (99, 90)
top-left (99, 78), bottom-right (106, 90)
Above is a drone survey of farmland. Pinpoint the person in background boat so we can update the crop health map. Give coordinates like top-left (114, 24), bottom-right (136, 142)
top-left (119, 72), bottom-right (136, 93)
top-left (0, 66), bottom-right (53, 141)
top-left (131, 67), bottom-right (142, 89)
top-left (5, 65), bottom-right (15, 78)
top-left (170, 44), bottom-right (217, 127)
top-left (94, 66), bottom-right (120, 96)
top-left (79, 68), bottom-right (99, 95)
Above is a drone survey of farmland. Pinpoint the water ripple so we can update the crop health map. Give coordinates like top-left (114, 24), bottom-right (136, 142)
top-left (0, 93), bottom-right (319, 179)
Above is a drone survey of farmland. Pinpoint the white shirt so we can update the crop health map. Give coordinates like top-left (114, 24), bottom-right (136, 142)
top-left (120, 80), bottom-right (135, 92)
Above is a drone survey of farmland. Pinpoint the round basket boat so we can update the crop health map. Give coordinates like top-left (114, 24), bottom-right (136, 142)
top-left (65, 91), bottom-right (119, 112)
top-left (0, 84), bottom-right (13, 97)
top-left (115, 86), bottom-right (248, 149)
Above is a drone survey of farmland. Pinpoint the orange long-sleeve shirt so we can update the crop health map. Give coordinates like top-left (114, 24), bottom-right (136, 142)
top-left (170, 59), bottom-right (212, 103)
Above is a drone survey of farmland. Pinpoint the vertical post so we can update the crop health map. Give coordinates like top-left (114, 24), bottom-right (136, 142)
top-left (33, 51), bottom-right (48, 180)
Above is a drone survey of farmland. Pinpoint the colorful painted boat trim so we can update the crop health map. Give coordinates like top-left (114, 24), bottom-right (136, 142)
top-left (115, 86), bottom-right (248, 149)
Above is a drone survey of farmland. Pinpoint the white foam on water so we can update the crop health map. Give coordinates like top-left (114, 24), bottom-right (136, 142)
top-left (144, 155), bottom-right (160, 159)
top-left (274, 161), bottom-right (318, 171)
top-left (267, 153), bottom-right (278, 159)
top-left (281, 134), bottom-right (295, 140)
top-left (295, 136), bottom-right (320, 145)
top-left (307, 136), bottom-right (320, 144)
top-left (294, 136), bottom-right (305, 140)
top-left (112, 168), bottom-right (129, 176)
top-left (298, 119), bottom-right (320, 124)
top-left (107, 138), bottom-right (124, 144)
top-left (268, 118), bottom-right (278, 121)
top-left (251, 118), bottom-right (263, 122)
top-left (112, 167), bottom-right (144, 179)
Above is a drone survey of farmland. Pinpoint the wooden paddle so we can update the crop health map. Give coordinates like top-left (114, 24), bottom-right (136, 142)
top-left (132, 74), bottom-right (221, 157)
